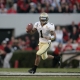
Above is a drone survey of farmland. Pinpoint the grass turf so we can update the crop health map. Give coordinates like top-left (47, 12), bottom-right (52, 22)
top-left (0, 77), bottom-right (80, 80)
top-left (0, 68), bottom-right (80, 72)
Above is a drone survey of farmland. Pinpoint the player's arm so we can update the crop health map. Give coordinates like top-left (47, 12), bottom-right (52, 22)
top-left (30, 22), bottom-right (38, 34)
top-left (31, 28), bottom-right (37, 34)
top-left (44, 31), bottom-right (56, 41)
top-left (50, 30), bottom-right (56, 41)
top-left (44, 24), bottom-right (56, 41)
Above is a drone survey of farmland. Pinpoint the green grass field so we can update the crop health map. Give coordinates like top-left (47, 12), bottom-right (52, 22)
top-left (0, 68), bottom-right (80, 72)
top-left (0, 68), bottom-right (80, 80)
top-left (0, 77), bottom-right (80, 80)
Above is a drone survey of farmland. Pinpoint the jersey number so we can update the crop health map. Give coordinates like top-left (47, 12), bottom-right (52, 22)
top-left (40, 30), bottom-right (43, 38)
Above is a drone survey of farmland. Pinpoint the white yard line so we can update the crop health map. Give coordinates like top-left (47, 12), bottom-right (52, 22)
top-left (0, 72), bottom-right (80, 76)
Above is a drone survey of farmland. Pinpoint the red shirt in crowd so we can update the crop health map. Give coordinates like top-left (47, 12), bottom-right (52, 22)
top-left (17, 0), bottom-right (24, 7)
top-left (54, 47), bottom-right (60, 55)
top-left (0, 45), bottom-right (4, 50)
top-left (77, 0), bottom-right (80, 3)
top-left (17, 0), bottom-right (29, 12)
top-left (77, 37), bottom-right (80, 43)
top-left (0, 0), bottom-right (6, 8)
top-left (63, 44), bottom-right (73, 51)
top-left (32, 0), bottom-right (38, 4)
top-left (70, 0), bottom-right (76, 5)
top-left (7, 8), bottom-right (17, 13)
top-left (76, 46), bottom-right (80, 51)
top-left (78, 23), bottom-right (80, 33)
top-left (76, 37), bottom-right (80, 51)
top-left (63, 31), bottom-right (69, 42)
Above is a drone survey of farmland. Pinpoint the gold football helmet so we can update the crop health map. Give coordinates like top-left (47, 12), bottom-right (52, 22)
top-left (39, 12), bottom-right (49, 25)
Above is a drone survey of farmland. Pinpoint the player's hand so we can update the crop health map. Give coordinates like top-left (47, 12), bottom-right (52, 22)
top-left (26, 29), bottom-right (28, 32)
top-left (44, 36), bottom-right (51, 40)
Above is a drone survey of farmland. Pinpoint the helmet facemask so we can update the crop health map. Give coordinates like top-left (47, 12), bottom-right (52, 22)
top-left (39, 17), bottom-right (48, 25)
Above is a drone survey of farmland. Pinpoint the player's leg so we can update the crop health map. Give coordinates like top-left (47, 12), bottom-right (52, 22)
top-left (28, 55), bottom-right (40, 74)
top-left (48, 55), bottom-right (54, 59)
top-left (28, 42), bottom-right (51, 74)
top-left (38, 43), bottom-right (54, 60)
top-left (41, 52), bottom-right (54, 60)
top-left (28, 42), bottom-right (43, 74)
top-left (34, 55), bottom-right (41, 66)
top-left (35, 42), bottom-right (57, 61)
top-left (36, 43), bottom-right (60, 64)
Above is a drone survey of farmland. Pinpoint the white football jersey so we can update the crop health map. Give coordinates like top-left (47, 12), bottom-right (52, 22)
top-left (34, 21), bottom-right (55, 43)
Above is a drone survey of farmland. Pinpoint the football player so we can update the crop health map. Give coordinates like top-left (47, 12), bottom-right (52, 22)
top-left (27, 12), bottom-right (57, 74)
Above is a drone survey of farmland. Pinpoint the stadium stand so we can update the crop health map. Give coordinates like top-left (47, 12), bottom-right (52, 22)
top-left (0, 0), bottom-right (80, 14)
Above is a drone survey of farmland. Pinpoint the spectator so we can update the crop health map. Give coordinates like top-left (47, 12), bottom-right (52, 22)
top-left (6, 0), bottom-right (13, 9)
top-left (51, 0), bottom-right (58, 8)
top-left (24, 43), bottom-right (32, 51)
top-left (57, 6), bottom-right (62, 13)
top-left (77, 2), bottom-right (80, 13)
top-left (13, 0), bottom-right (17, 3)
top-left (73, 4), bottom-right (78, 13)
top-left (0, 4), bottom-right (7, 14)
top-left (52, 43), bottom-right (62, 67)
top-left (78, 22), bottom-right (80, 33)
top-left (68, 21), bottom-right (77, 33)
top-left (49, 6), bottom-right (57, 13)
top-left (0, 41), bottom-right (6, 67)
top-left (64, 4), bottom-right (70, 13)
top-left (2, 40), bottom-right (13, 68)
top-left (61, 3), bottom-right (66, 13)
top-left (63, 39), bottom-right (73, 52)
top-left (62, 27), bottom-right (69, 43)
top-left (36, 3), bottom-right (41, 13)
top-left (32, 0), bottom-right (38, 4)
top-left (0, 0), bottom-right (80, 13)
top-left (0, 0), bottom-right (6, 8)
top-left (30, 36), bottom-right (37, 50)
top-left (12, 39), bottom-right (21, 51)
top-left (45, 1), bottom-right (51, 13)
top-left (76, 38), bottom-right (80, 51)
top-left (18, 38), bottom-right (26, 50)
top-left (40, 7), bottom-right (46, 13)
top-left (25, 36), bottom-right (30, 47)
top-left (77, 34), bottom-right (80, 43)
top-left (7, 4), bottom-right (17, 14)
top-left (55, 26), bottom-right (63, 43)
top-left (68, 2), bottom-right (73, 13)
top-left (29, 2), bottom-right (37, 13)
top-left (17, 0), bottom-right (30, 13)
top-left (9, 36), bottom-right (15, 46)
top-left (24, 36), bottom-right (33, 51)
top-left (70, 27), bottom-right (79, 43)
top-left (70, 0), bottom-right (76, 5)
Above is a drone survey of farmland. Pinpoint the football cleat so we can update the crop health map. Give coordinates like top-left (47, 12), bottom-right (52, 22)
top-left (28, 68), bottom-right (36, 74)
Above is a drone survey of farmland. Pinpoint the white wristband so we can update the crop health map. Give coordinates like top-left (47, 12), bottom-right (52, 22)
top-left (51, 36), bottom-right (55, 40)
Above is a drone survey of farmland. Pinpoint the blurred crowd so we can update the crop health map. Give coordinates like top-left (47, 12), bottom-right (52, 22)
top-left (0, 0), bottom-right (80, 68)
top-left (0, 0), bottom-right (80, 69)
top-left (0, 0), bottom-right (80, 14)
top-left (0, 21), bottom-right (80, 53)
top-left (50, 21), bottom-right (80, 53)
top-left (0, 21), bottom-right (80, 68)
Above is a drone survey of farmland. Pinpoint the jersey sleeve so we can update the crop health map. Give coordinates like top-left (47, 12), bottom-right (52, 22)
top-left (49, 23), bottom-right (55, 31)
top-left (33, 22), bottom-right (38, 29)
